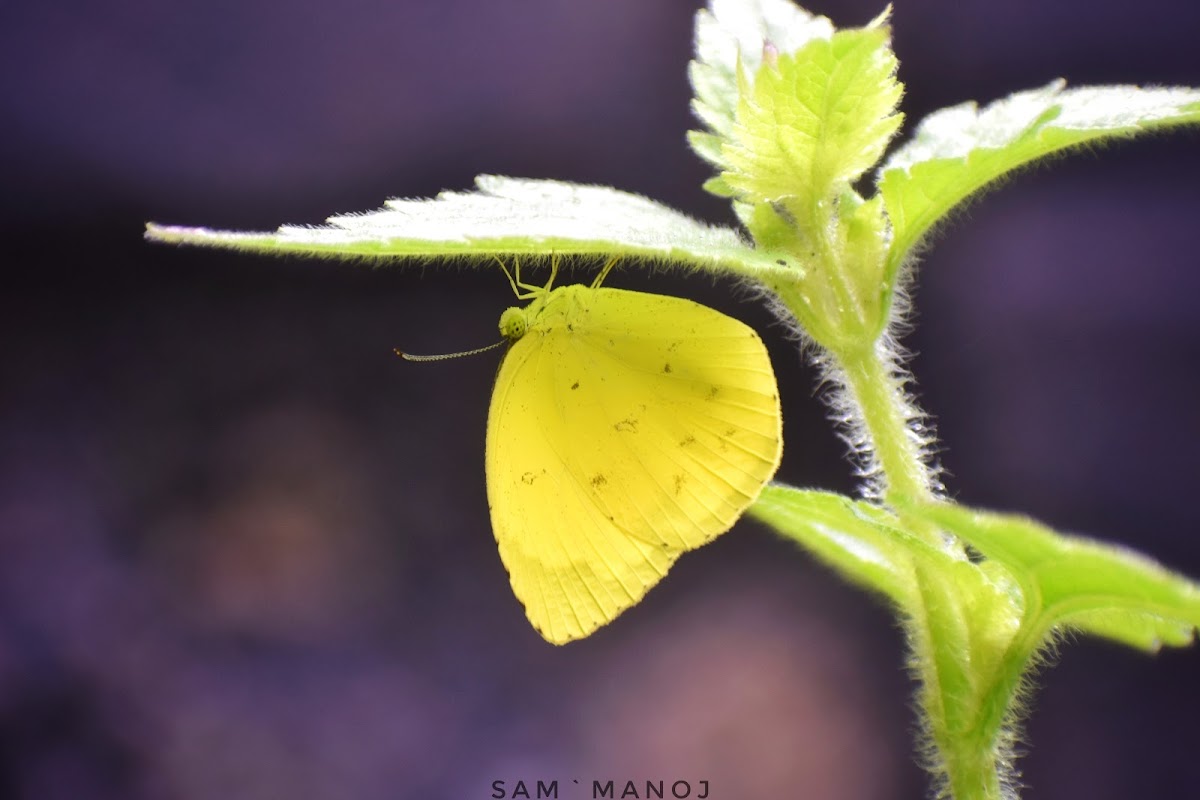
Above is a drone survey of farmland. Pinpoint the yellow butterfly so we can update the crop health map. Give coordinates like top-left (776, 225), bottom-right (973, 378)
top-left (486, 258), bottom-right (783, 644)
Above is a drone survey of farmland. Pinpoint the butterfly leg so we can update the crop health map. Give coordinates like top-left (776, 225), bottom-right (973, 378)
top-left (591, 256), bottom-right (620, 288)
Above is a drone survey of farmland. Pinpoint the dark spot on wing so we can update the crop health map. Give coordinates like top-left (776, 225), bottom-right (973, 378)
top-left (521, 472), bottom-right (537, 485)
top-left (591, 474), bottom-right (607, 488)
top-left (679, 435), bottom-right (696, 447)
top-left (707, 386), bottom-right (720, 400)
top-left (571, 381), bottom-right (580, 390)
top-left (673, 474), bottom-right (684, 497)
top-left (663, 362), bottom-right (672, 374)
top-left (614, 418), bottom-right (639, 433)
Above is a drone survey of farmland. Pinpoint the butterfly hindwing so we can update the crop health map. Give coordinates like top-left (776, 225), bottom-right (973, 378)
top-left (485, 285), bottom-right (781, 643)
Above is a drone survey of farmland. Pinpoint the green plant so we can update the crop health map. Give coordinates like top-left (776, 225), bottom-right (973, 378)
top-left (146, 1), bottom-right (1200, 797)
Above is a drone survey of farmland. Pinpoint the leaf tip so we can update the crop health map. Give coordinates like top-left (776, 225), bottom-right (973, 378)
top-left (866, 4), bottom-right (893, 32)
top-left (144, 222), bottom-right (189, 244)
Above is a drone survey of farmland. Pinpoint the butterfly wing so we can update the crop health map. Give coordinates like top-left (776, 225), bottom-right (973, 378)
top-left (485, 286), bottom-right (782, 644)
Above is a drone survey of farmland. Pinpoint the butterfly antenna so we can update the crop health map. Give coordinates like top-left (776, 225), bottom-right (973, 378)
top-left (592, 256), bottom-right (620, 288)
top-left (395, 340), bottom-right (506, 362)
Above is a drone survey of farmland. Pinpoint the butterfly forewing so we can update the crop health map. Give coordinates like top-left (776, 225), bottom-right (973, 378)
top-left (485, 285), bottom-right (782, 643)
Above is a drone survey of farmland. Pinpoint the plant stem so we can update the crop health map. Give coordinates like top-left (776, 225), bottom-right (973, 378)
top-left (944, 743), bottom-right (1006, 800)
top-left (908, 565), bottom-right (1024, 800)
top-left (836, 339), bottom-right (935, 504)
top-left (776, 248), bottom-right (1011, 798)
top-left (835, 337), bottom-right (1018, 799)
top-left (936, 666), bottom-right (1021, 800)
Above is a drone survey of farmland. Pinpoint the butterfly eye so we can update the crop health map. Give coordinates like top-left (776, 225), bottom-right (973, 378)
top-left (499, 307), bottom-right (528, 341)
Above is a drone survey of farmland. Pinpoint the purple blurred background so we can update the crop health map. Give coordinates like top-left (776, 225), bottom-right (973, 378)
top-left (2, 0), bottom-right (1199, 798)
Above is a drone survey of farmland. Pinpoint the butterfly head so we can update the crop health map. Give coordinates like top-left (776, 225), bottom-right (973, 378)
top-left (499, 306), bottom-right (530, 342)
top-left (495, 254), bottom-right (561, 343)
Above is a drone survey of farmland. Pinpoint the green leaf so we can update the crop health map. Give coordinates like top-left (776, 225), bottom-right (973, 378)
top-left (878, 81), bottom-right (1200, 292)
top-left (752, 486), bottom-right (1026, 651)
top-left (752, 486), bottom-right (1028, 746)
top-left (749, 483), bottom-right (925, 606)
top-left (147, 175), bottom-right (796, 280)
top-left (905, 500), bottom-right (1200, 653)
top-left (742, 202), bottom-right (800, 254)
top-left (688, 0), bottom-right (834, 174)
top-left (722, 20), bottom-right (903, 209)
top-left (687, 130), bottom-right (728, 170)
top-left (1067, 609), bottom-right (1198, 652)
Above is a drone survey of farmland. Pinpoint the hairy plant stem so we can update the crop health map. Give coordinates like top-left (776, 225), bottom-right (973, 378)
top-left (839, 336), bottom-right (1017, 800)
top-left (909, 577), bottom-right (1024, 800)
top-left (835, 340), bottom-right (934, 504)
top-left (770, 183), bottom-right (1019, 796)
top-left (775, 274), bottom-right (1017, 798)
top-left (836, 337), bottom-right (1023, 800)
top-left (945, 743), bottom-right (1006, 800)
